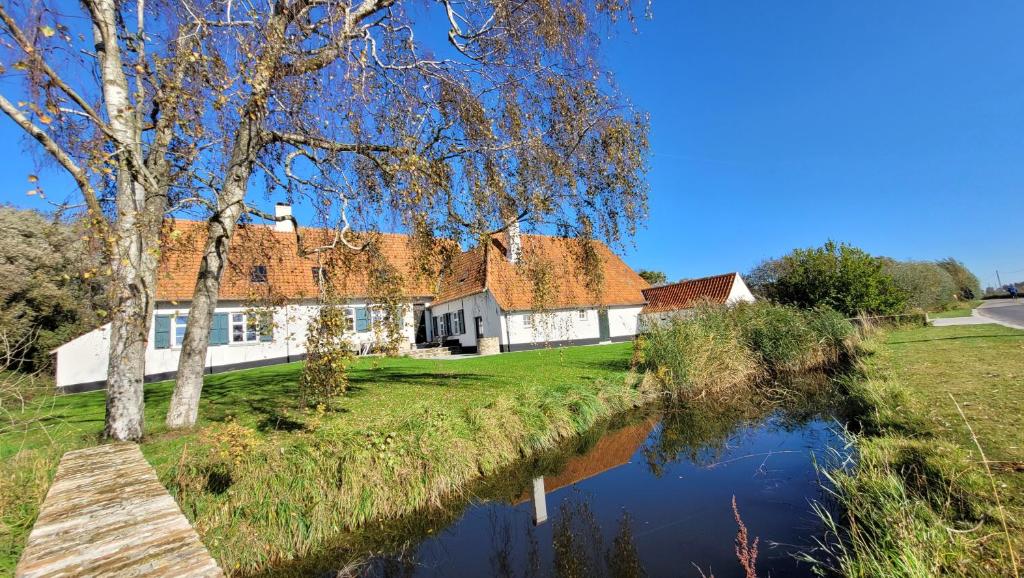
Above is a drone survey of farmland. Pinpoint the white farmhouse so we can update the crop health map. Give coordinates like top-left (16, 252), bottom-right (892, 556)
top-left (53, 210), bottom-right (650, 392)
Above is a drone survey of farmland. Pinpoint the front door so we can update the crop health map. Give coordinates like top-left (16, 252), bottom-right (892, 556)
top-left (598, 309), bottom-right (610, 341)
top-left (414, 304), bottom-right (427, 344)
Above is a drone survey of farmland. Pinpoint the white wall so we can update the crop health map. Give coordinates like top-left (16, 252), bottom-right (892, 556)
top-left (727, 275), bottom-right (757, 305)
top-left (54, 323), bottom-right (111, 388)
top-left (502, 304), bottom-right (642, 348)
top-left (54, 299), bottom-right (420, 389)
top-left (427, 292), bottom-right (501, 348)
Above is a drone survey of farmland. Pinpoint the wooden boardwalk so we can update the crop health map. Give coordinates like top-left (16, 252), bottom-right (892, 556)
top-left (16, 443), bottom-right (223, 577)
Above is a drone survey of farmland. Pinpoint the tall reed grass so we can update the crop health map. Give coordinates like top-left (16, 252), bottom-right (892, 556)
top-left (635, 302), bottom-right (858, 398)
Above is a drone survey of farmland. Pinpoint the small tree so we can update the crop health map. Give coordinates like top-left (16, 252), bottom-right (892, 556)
top-left (299, 301), bottom-right (355, 409)
top-left (1, 2), bottom-right (203, 440)
top-left (638, 270), bottom-right (667, 285)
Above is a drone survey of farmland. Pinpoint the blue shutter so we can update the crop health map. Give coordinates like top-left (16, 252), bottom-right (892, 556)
top-left (209, 313), bottom-right (229, 345)
top-left (356, 307), bottom-right (370, 332)
top-left (458, 310), bottom-right (466, 334)
top-left (154, 315), bottom-right (171, 349)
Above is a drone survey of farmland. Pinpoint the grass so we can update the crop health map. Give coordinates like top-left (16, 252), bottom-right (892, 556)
top-left (1, 343), bottom-right (647, 576)
top-left (815, 323), bottom-right (1024, 576)
top-left (930, 300), bottom-right (984, 319)
top-left (636, 302), bottom-right (858, 397)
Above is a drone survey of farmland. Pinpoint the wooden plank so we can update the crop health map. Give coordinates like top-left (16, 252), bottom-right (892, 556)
top-left (16, 443), bottom-right (223, 578)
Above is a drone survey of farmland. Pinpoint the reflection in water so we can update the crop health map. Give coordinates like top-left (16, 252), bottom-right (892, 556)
top-left (309, 376), bottom-right (844, 578)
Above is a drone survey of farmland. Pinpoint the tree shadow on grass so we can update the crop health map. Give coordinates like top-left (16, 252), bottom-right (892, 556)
top-left (347, 369), bottom-right (495, 390)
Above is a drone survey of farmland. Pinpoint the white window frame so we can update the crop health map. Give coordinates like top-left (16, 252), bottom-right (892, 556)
top-left (172, 314), bottom-right (188, 346)
top-left (344, 308), bottom-right (356, 333)
top-left (578, 309), bottom-right (588, 320)
top-left (230, 312), bottom-right (267, 344)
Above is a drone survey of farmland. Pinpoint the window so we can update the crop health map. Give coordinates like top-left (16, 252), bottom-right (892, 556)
top-left (451, 309), bottom-right (465, 334)
top-left (250, 265), bottom-right (268, 283)
top-left (173, 315), bottom-right (188, 346)
top-left (578, 310), bottom-right (588, 320)
top-left (231, 312), bottom-right (271, 343)
top-left (311, 267), bottom-right (324, 284)
top-left (344, 308), bottom-right (356, 332)
top-left (523, 314), bottom-right (534, 328)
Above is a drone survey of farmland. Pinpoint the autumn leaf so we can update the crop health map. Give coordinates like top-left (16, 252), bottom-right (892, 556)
top-left (28, 174), bottom-right (38, 183)
top-left (40, 25), bottom-right (56, 37)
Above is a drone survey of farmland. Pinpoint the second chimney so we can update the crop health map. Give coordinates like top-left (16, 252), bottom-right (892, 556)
top-left (274, 203), bottom-right (294, 233)
top-left (506, 219), bottom-right (522, 264)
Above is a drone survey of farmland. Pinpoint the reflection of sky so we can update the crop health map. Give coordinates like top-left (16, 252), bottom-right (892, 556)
top-left (363, 413), bottom-right (844, 578)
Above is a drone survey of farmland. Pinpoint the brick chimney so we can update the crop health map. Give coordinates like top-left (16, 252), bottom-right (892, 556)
top-left (274, 203), bottom-right (294, 233)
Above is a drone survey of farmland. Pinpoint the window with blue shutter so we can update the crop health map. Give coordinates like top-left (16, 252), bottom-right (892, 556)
top-left (209, 313), bottom-right (229, 345)
top-left (154, 315), bottom-right (171, 349)
top-left (355, 307), bottom-right (370, 332)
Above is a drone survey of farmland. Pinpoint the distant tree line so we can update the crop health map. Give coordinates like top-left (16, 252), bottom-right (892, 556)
top-left (747, 241), bottom-right (980, 317)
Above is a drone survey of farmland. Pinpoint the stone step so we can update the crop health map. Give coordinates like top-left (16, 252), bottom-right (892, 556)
top-left (407, 346), bottom-right (460, 359)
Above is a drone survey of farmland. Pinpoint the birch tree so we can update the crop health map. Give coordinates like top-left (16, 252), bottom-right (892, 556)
top-left (163, 0), bottom-right (652, 428)
top-left (0, 1), bottom-right (203, 440)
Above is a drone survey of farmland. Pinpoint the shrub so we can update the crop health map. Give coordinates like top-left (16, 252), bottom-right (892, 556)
top-left (747, 241), bottom-right (908, 316)
top-left (883, 260), bottom-right (958, 312)
top-left (637, 305), bottom-right (757, 397)
top-left (936, 258), bottom-right (982, 301)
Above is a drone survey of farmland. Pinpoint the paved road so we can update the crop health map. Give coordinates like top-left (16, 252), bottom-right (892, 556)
top-left (976, 299), bottom-right (1024, 329)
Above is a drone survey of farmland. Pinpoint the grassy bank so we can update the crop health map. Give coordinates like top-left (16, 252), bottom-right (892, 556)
top-left (1, 343), bottom-right (647, 575)
top-left (930, 300), bottom-right (984, 319)
top-left (818, 324), bottom-right (1024, 576)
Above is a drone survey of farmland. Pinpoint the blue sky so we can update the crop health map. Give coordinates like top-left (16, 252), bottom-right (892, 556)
top-left (3, 1), bottom-right (1023, 289)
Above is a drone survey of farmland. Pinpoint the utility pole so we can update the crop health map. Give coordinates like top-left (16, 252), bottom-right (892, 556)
top-left (997, 270), bottom-right (1003, 288)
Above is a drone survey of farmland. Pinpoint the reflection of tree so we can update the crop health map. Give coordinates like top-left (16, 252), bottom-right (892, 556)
top-left (607, 514), bottom-right (644, 578)
top-left (643, 372), bottom-right (837, 477)
top-left (551, 500), bottom-right (645, 578)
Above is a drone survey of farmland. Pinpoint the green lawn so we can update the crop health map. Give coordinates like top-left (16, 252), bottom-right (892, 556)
top-left (2, 343), bottom-right (640, 575)
top-left (929, 300), bottom-right (984, 319)
top-left (827, 323), bottom-right (1024, 576)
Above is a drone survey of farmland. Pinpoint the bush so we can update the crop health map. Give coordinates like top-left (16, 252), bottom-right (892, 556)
top-left (936, 258), bottom-right (982, 301)
top-left (747, 241), bottom-right (907, 316)
top-left (883, 260), bottom-right (958, 312)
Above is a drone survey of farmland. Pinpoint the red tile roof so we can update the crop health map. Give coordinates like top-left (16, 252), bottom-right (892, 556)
top-left (640, 272), bottom-right (740, 314)
top-left (156, 221), bottom-right (649, 311)
top-left (432, 234), bottom-right (650, 311)
top-left (156, 221), bottom-right (438, 302)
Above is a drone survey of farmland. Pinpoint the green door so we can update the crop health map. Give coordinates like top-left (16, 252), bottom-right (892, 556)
top-left (598, 309), bottom-right (610, 341)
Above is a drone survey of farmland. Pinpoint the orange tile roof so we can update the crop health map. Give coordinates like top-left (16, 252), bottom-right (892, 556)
top-left (515, 417), bottom-right (657, 504)
top-left (156, 220), bottom-right (438, 302)
top-left (156, 221), bottom-right (649, 310)
top-left (640, 272), bottom-right (739, 314)
top-left (432, 234), bottom-right (650, 311)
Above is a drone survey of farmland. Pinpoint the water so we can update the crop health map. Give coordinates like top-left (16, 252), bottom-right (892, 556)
top-left (326, 385), bottom-right (846, 577)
